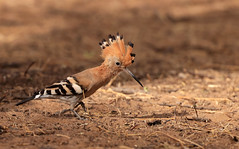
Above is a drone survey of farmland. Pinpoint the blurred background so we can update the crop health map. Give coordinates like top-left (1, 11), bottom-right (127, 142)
top-left (2, 1), bottom-right (239, 148)
top-left (1, 0), bottom-right (239, 92)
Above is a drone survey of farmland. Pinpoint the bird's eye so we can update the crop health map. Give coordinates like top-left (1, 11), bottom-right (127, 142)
top-left (115, 62), bottom-right (121, 66)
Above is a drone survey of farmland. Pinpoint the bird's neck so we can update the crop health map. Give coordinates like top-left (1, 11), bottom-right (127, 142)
top-left (96, 62), bottom-right (118, 79)
top-left (84, 62), bottom-right (118, 92)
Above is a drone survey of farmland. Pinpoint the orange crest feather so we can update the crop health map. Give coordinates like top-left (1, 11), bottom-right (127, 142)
top-left (99, 33), bottom-right (135, 67)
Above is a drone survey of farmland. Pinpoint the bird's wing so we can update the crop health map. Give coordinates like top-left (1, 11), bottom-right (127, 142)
top-left (42, 76), bottom-right (86, 96)
top-left (16, 76), bottom-right (87, 106)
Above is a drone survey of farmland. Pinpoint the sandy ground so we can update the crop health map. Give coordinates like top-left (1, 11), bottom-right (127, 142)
top-left (1, 0), bottom-right (239, 148)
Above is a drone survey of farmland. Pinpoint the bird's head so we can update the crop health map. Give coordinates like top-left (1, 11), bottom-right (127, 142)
top-left (99, 33), bottom-right (143, 87)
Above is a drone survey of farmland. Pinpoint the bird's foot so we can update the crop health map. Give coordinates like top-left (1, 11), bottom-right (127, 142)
top-left (53, 109), bottom-right (86, 120)
top-left (71, 109), bottom-right (86, 120)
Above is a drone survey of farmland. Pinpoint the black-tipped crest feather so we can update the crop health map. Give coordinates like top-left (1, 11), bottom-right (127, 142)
top-left (128, 42), bottom-right (134, 48)
top-left (130, 53), bottom-right (136, 57)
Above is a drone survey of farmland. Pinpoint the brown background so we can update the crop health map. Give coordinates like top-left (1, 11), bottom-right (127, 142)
top-left (1, 0), bottom-right (239, 148)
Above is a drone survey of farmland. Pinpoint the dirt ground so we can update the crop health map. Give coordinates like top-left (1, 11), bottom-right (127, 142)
top-left (1, 0), bottom-right (239, 148)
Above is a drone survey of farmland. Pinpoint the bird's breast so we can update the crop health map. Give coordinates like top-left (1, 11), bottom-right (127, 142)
top-left (85, 76), bottom-right (112, 98)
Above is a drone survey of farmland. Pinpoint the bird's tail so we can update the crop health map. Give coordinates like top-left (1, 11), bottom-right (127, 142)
top-left (16, 92), bottom-right (40, 106)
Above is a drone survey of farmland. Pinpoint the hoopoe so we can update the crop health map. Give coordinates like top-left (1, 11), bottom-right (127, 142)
top-left (16, 33), bottom-right (143, 119)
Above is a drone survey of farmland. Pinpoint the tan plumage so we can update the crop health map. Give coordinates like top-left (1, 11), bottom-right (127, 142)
top-left (16, 33), bottom-right (143, 119)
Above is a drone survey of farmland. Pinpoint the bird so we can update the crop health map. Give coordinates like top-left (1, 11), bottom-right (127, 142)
top-left (16, 33), bottom-right (143, 119)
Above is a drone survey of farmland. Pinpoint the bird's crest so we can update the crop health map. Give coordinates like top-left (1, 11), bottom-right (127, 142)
top-left (99, 33), bottom-right (135, 67)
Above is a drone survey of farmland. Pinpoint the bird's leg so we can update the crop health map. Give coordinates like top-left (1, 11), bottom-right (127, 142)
top-left (60, 109), bottom-right (71, 114)
top-left (70, 103), bottom-right (86, 120)
top-left (74, 101), bottom-right (87, 112)
top-left (54, 101), bottom-right (86, 119)
top-left (74, 99), bottom-right (87, 112)
top-left (53, 108), bottom-right (71, 116)
top-left (54, 102), bottom-right (82, 116)
top-left (80, 102), bottom-right (87, 112)
top-left (54, 108), bottom-right (85, 120)
top-left (71, 109), bottom-right (85, 120)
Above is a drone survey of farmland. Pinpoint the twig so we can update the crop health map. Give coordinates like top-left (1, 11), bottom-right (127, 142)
top-left (184, 138), bottom-right (204, 149)
top-left (159, 103), bottom-right (220, 111)
top-left (194, 97), bottom-right (230, 101)
top-left (117, 107), bottom-right (122, 117)
top-left (126, 133), bottom-right (143, 136)
top-left (37, 128), bottom-right (46, 135)
top-left (186, 117), bottom-right (211, 122)
top-left (111, 87), bottom-right (135, 94)
top-left (24, 127), bottom-right (36, 136)
top-left (147, 131), bottom-right (204, 148)
top-left (106, 74), bottom-right (118, 87)
top-left (193, 104), bottom-right (199, 118)
top-left (147, 131), bottom-right (185, 148)
top-left (100, 88), bottom-right (129, 98)
top-left (130, 124), bottom-right (139, 130)
top-left (56, 134), bottom-right (71, 139)
top-left (202, 110), bottom-right (224, 113)
top-left (0, 95), bottom-right (6, 103)
top-left (187, 126), bottom-right (207, 131)
top-left (24, 61), bottom-right (35, 76)
top-left (96, 125), bottom-right (113, 133)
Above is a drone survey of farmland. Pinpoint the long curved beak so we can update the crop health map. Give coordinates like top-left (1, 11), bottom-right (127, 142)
top-left (124, 68), bottom-right (143, 87)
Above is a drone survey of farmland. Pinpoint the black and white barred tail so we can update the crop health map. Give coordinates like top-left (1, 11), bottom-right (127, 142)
top-left (16, 96), bottom-right (36, 106)
top-left (16, 76), bottom-right (85, 106)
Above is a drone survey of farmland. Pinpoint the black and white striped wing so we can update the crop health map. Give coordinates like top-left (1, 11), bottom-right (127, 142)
top-left (16, 76), bottom-right (85, 106)
top-left (36, 76), bottom-right (85, 98)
